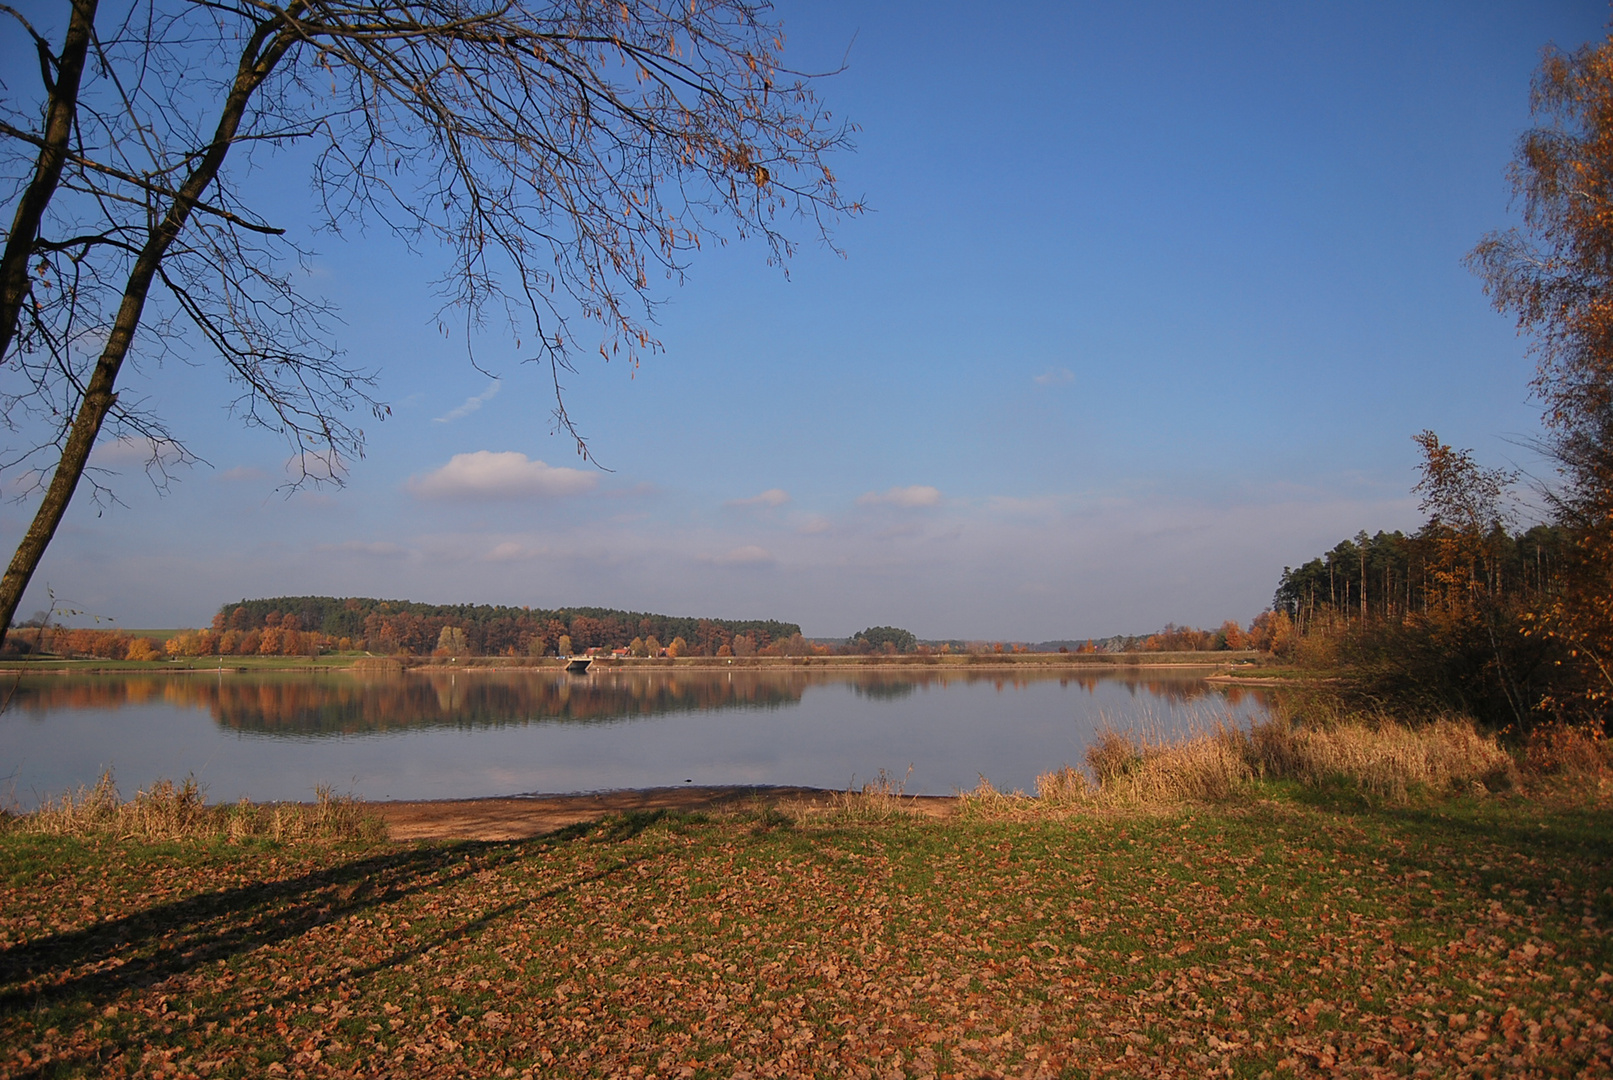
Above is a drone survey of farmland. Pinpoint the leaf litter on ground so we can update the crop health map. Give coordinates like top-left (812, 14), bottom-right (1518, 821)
top-left (2, 789), bottom-right (1611, 1079)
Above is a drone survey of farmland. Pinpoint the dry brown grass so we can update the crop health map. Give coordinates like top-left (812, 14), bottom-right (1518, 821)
top-left (1081, 722), bottom-right (1252, 807)
top-left (821, 766), bottom-right (918, 823)
top-left (962, 710), bottom-right (1558, 819)
top-left (3, 770), bottom-right (384, 843)
top-left (1522, 723), bottom-right (1613, 782)
top-left (1241, 714), bottom-right (1517, 801)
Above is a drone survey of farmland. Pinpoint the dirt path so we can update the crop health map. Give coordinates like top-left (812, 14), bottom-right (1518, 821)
top-left (370, 785), bottom-right (958, 841)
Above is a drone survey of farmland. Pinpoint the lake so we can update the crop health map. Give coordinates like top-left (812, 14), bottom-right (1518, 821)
top-left (0, 666), bottom-right (1273, 809)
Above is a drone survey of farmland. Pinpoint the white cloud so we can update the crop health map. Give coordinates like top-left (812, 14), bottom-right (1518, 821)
top-left (92, 435), bottom-right (187, 468)
top-left (407, 451), bottom-right (596, 500)
top-left (486, 540), bottom-right (548, 562)
top-left (717, 545), bottom-right (775, 565)
top-left (796, 515), bottom-right (832, 535)
top-left (1034, 367), bottom-right (1075, 387)
top-left (285, 449), bottom-right (346, 483)
top-left (313, 540), bottom-right (408, 558)
top-left (857, 484), bottom-right (942, 508)
top-left (726, 488), bottom-right (791, 509)
top-left (434, 379), bottom-right (501, 423)
top-left (986, 494), bottom-right (1068, 516)
top-left (216, 465), bottom-right (268, 483)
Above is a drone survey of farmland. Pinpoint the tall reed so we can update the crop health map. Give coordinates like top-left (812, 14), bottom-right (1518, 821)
top-left (5, 770), bottom-right (384, 843)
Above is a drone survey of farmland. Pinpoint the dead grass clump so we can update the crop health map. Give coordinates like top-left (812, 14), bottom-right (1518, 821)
top-left (1035, 765), bottom-right (1094, 807)
top-left (1522, 723), bottom-right (1612, 782)
top-left (825, 766), bottom-right (915, 823)
top-left (1057, 712), bottom-right (1519, 811)
top-left (1085, 729), bottom-right (1144, 786)
top-left (959, 766), bottom-right (1095, 820)
top-left (1080, 724), bottom-right (1251, 807)
top-left (1242, 715), bottom-right (1515, 801)
top-left (956, 774), bottom-right (1038, 819)
top-left (9, 770), bottom-right (384, 843)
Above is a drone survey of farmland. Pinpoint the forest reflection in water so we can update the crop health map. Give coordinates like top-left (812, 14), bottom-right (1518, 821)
top-left (4, 667), bottom-right (1271, 737)
top-left (2, 667), bottom-right (1274, 805)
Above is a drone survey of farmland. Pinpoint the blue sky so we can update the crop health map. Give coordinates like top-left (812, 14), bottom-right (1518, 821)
top-left (6, 1), bottom-right (1606, 639)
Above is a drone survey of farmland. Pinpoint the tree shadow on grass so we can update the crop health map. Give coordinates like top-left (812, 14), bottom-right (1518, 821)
top-left (0, 818), bottom-right (624, 1020)
top-left (1276, 788), bottom-right (1613, 949)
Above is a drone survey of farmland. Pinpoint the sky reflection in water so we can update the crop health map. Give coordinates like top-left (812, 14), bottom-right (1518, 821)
top-left (1, 667), bottom-right (1273, 808)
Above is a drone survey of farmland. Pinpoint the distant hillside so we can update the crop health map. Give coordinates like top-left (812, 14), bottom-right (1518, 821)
top-left (213, 596), bottom-right (800, 657)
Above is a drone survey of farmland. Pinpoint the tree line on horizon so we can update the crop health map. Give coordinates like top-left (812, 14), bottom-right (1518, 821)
top-left (1275, 524), bottom-right (1568, 635)
top-left (8, 605), bottom-right (1295, 663)
top-left (186, 597), bottom-right (806, 659)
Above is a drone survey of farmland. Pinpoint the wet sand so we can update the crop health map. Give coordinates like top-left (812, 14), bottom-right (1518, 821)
top-left (370, 785), bottom-right (959, 841)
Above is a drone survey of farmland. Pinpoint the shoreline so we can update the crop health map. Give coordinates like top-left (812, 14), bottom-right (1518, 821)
top-left (363, 785), bottom-right (959, 841)
top-left (0, 651), bottom-right (1263, 676)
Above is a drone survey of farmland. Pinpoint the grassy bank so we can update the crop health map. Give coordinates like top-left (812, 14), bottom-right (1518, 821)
top-left (3, 746), bottom-right (1610, 1077)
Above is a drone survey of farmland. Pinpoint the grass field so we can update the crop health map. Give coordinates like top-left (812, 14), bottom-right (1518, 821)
top-left (3, 781), bottom-right (1610, 1079)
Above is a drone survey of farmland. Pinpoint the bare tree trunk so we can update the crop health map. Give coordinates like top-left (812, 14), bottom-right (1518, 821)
top-left (0, 0), bottom-right (99, 364)
top-left (0, 13), bottom-right (298, 643)
top-left (1360, 544), bottom-right (1368, 627)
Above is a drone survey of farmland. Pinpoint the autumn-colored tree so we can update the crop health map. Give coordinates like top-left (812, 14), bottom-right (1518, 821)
top-left (1247, 610), bottom-right (1294, 656)
top-left (165, 630), bottom-right (220, 657)
top-left (1411, 431), bottom-right (1517, 616)
top-left (667, 636), bottom-right (687, 659)
top-left (436, 626), bottom-right (468, 656)
top-left (556, 635), bottom-right (574, 658)
top-left (125, 636), bottom-right (161, 662)
top-left (1470, 34), bottom-right (1613, 717)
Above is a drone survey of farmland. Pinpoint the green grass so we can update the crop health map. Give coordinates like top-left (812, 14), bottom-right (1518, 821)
top-left (3, 786), bottom-right (1610, 1078)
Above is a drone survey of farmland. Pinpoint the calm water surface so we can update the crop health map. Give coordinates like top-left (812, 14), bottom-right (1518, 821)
top-left (0, 667), bottom-right (1272, 808)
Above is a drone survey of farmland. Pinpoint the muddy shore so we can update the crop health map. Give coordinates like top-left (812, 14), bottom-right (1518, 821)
top-left (370, 785), bottom-right (959, 841)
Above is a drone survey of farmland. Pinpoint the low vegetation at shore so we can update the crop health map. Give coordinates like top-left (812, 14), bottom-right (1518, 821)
top-left (10, 774), bottom-right (382, 846)
top-left (4, 713), bottom-right (1611, 1078)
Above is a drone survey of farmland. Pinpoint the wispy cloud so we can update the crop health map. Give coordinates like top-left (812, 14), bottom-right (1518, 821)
top-left (987, 494), bottom-right (1069, 516)
top-left (285, 450), bottom-right (346, 483)
top-left (486, 540), bottom-right (548, 562)
top-left (312, 540), bottom-right (408, 558)
top-left (407, 451), bottom-right (596, 500)
top-left (714, 545), bottom-right (775, 565)
top-left (796, 515), bottom-right (832, 535)
top-left (433, 379), bottom-right (501, 423)
top-left (92, 435), bottom-right (188, 468)
top-left (858, 484), bottom-right (942, 508)
top-left (726, 488), bottom-right (791, 509)
top-left (215, 465), bottom-right (268, 484)
top-left (1033, 367), bottom-right (1074, 387)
